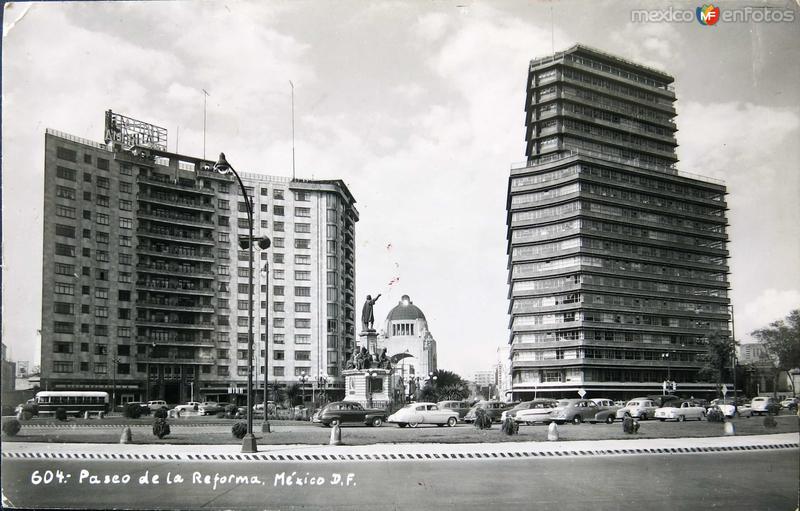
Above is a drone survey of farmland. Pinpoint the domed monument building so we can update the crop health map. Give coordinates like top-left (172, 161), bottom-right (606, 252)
top-left (378, 295), bottom-right (438, 384)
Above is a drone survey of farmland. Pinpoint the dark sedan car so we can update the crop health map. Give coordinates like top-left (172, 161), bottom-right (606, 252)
top-left (315, 401), bottom-right (387, 427)
top-left (463, 401), bottom-right (516, 424)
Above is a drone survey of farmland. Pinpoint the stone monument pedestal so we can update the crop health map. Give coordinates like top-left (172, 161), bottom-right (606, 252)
top-left (343, 368), bottom-right (393, 409)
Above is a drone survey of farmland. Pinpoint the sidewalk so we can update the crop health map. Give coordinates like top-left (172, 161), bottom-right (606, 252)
top-left (2, 433), bottom-right (797, 461)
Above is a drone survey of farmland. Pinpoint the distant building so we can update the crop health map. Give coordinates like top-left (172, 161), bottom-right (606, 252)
top-left (2, 343), bottom-right (16, 392)
top-left (16, 361), bottom-right (30, 378)
top-left (738, 343), bottom-right (771, 365)
top-left (378, 295), bottom-right (437, 394)
top-left (495, 346), bottom-right (512, 401)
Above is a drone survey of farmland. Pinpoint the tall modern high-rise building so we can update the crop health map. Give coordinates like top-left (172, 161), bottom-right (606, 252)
top-left (506, 45), bottom-right (731, 400)
top-left (40, 111), bottom-right (357, 405)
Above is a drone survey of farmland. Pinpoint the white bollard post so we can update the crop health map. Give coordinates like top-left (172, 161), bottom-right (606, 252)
top-left (724, 421), bottom-right (735, 436)
top-left (120, 427), bottom-right (132, 444)
top-left (330, 424), bottom-right (342, 446)
top-left (547, 422), bottom-right (559, 441)
top-left (84, 411), bottom-right (90, 420)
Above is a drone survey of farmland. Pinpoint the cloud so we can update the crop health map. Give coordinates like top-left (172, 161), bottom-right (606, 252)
top-left (608, 21), bottom-right (683, 72)
top-left (413, 11), bottom-right (451, 42)
top-left (739, 289), bottom-right (800, 342)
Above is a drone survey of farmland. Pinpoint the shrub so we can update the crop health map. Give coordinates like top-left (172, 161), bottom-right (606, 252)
top-left (153, 408), bottom-right (168, 419)
top-left (473, 408), bottom-right (492, 430)
top-left (706, 407), bottom-right (725, 423)
top-left (216, 411), bottom-right (226, 419)
top-left (3, 419), bottom-right (21, 437)
top-left (622, 417), bottom-right (640, 434)
top-left (763, 415), bottom-right (778, 428)
top-left (123, 403), bottom-right (142, 419)
top-left (152, 418), bottom-right (170, 439)
top-left (55, 407), bottom-right (68, 421)
top-left (766, 403), bottom-right (780, 416)
top-left (501, 417), bottom-right (519, 436)
top-left (231, 422), bottom-right (248, 439)
top-left (21, 404), bottom-right (37, 421)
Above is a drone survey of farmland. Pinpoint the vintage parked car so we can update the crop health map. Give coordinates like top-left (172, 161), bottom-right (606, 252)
top-left (316, 401), bottom-right (387, 427)
top-left (146, 400), bottom-right (169, 411)
top-left (547, 399), bottom-right (600, 425)
top-left (780, 397), bottom-right (799, 411)
top-left (388, 403), bottom-right (459, 428)
top-left (197, 401), bottom-right (225, 416)
top-left (463, 401), bottom-right (515, 424)
top-left (173, 401), bottom-right (200, 413)
top-left (507, 399), bottom-right (558, 424)
top-left (750, 396), bottom-right (779, 416)
top-left (708, 399), bottom-right (752, 418)
top-left (615, 398), bottom-right (659, 421)
top-left (655, 400), bottom-right (707, 422)
top-left (436, 400), bottom-right (472, 420)
top-left (588, 398), bottom-right (622, 424)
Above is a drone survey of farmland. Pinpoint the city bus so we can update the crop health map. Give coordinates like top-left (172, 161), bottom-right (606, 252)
top-left (31, 391), bottom-right (110, 417)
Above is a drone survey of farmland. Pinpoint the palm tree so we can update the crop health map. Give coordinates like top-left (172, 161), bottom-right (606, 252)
top-left (285, 383), bottom-right (302, 407)
top-left (424, 369), bottom-right (470, 402)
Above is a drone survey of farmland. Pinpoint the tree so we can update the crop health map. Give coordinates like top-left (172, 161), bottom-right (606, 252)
top-left (750, 309), bottom-right (800, 397)
top-left (420, 369), bottom-right (470, 402)
top-left (697, 331), bottom-right (737, 398)
top-left (284, 383), bottom-right (302, 406)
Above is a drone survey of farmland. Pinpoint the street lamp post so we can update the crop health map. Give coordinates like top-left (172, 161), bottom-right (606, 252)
top-left (300, 372), bottom-right (308, 408)
top-left (111, 348), bottom-right (118, 412)
top-left (661, 352), bottom-right (671, 395)
top-left (260, 262), bottom-right (271, 433)
top-left (212, 153), bottom-right (271, 453)
top-left (730, 304), bottom-right (738, 412)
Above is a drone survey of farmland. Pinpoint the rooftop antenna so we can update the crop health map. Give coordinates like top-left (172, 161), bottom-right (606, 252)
top-left (289, 80), bottom-right (296, 180)
top-left (202, 88), bottom-right (210, 160)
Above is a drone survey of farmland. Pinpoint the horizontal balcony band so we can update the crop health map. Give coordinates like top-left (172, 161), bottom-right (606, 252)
top-left (558, 75), bottom-right (677, 115)
top-left (512, 320), bottom-right (730, 336)
top-left (136, 302), bottom-right (215, 313)
top-left (511, 339), bottom-right (708, 351)
top-left (136, 320), bottom-right (216, 330)
top-left (137, 247), bottom-right (215, 262)
top-left (136, 336), bottom-right (215, 347)
top-left (142, 356), bottom-right (216, 365)
top-left (135, 283), bottom-right (216, 296)
top-left (136, 228), bottom-right (216, 246)
top-left (510, 265), bottom-right (729, 288)
top-left (510, 358), bottom-right (704, 369)
top-left (136, 264), bottom-right (215, 279)
top-left (137, 174), bottom-right (216, 196)
top-left (137, 210), bottom-right (215, 228)
top-left (137, 194), bottom-right (216, 212)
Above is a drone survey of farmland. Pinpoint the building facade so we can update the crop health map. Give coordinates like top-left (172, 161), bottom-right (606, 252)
top-left (507, 45), bottom-right (731, 400)
top-left (377, 295), bottom-right (437, 393)
top-left (40, 113), bottom-right (357, 405)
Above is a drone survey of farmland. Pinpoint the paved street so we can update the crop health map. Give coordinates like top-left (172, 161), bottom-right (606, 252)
top-left (2, 434), bottom-right (797, 510)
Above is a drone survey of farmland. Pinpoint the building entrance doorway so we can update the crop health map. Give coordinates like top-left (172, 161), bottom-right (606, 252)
top-left (164, 382), bottom-right (181, 404)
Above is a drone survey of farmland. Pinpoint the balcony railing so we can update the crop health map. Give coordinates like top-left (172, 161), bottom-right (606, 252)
top-left (137, 174), bottom-right (215, 195)
top-left (137, 209), bottom-right (214, 228)
top-left (136, 227), bottom-right (215, 246)
top-left (136, 263), bottom-right (214, 278)
top-left (137, 245), bottom-right (215, 262)
top-left (138, 191), bottom-right (215, 211)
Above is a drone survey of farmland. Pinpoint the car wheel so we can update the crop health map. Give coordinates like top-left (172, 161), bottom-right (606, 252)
top-left (699, 412), bottom-right (705, 421)
top-left (659, 418), bottom-right (666, 422)
top-left (397, 422), bottom-right (407, 428)
top-left (447, 417), bottom-right (457, 427)
top-left (605, 416), bottom-right (615, 424)
top-left (677, 415), bottom-right (685, 422)
top-left (409, 422), bottom-right (419, 428)
top-left (640, 413), bottom-right (647, 421)
top-left (572, 416), bottom-right (582, 425)
top-left (330, 418), bottom-right (341, 427)
top-left (371, 417), bottom-right (383, 427)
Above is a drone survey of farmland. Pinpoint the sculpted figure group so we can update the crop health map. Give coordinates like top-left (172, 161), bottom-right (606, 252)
top-left (345, 347), bottom-right (393, 371)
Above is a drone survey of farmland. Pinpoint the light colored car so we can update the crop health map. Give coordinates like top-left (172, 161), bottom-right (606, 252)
top-left (780, 397), bottom-right (799, 410)
top-left (750, 396), bottom-right (779, 415)
top-left (146, 400), bottom-right (169, 411)
top-left (707, 399), bottom-right (752, 418)
top-left (655, 400), bottom-right (706, 422)
top-left (437, 400), bottom-right (471, 420)
top-left (511, 399), bottom-right (558, 424)
top-left (388, 402), bottom-right (459, 428)
top-left (173, 401), bottom-right (200, 413)
top-left (547, 399), bottom-right (600, 425)
top-left (615, 398), bottom-right (658, 421)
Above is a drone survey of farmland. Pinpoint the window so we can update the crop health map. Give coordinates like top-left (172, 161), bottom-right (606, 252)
top-left (273, 302), bottom-right (285, 312)
top-left (273, 286), bottom-right (284, 296)
top-left (95, 325), bottom-right (108, 336)
top-left (53, 361), bottom-right (74, 373)
top-left (273, 189), bottom-right (284, 200)
top-left (238, 201), bottom-right (248, 213)
top-left (219, 183), bottom-right (230, 194)
top-left (56, 205), bottom-right (76, 219)
top-left (119, 235), bottom-right (131, 247)
top-left (295, 334), bottom-right (311, 344)
top-left (295, 286), bottom-right (311, 297)
top-left (238, 300), bottom-right (248, 310)
top-left (260, 204), bottom-right (269, 212)
top-left (55, 224), bottom-right (75, 238)
top-left (95, 269), bottom-right (108, 281)
top-left (84, 191), bottom-right (92, 201)
top-left (82, 248), bottom-right (91, 257)
top-left (119, 290), bottom-right (130, 301)
top-left (82, 285), bottom-right (90, 295)
top-left (237, 316), bottom-right (249, 327)
top-left (217, 367), bottom-right (230, 376)
top-left (273, 351), bottom-right (285, 360)
top-left (273, 237), bottom-right (284, 248)
top-left (119, 254), bottom-right (131, 265)
top-left (56, 166), bottom-right (77, 180)
top-left (95, 287), bottom-right (108, 299)
top-left (56, 186), bottom-right (76, 200)
top-left (96, 232), bottom-right (109, 245)
top-left (54, 302), bottom-right (74, 315)
top-left (96, 213), bottom-right (109, 225)
top-left (273, 269), bottom-right (285, 280)
top-left (273, 366), bottom-right (285, 376)
top-left (96, 306), bottom-right (108, 318)
top-left (218, 265), bottom-right (229, 276)
top-left (273, 318), bottom-right (285, 328)
top-left (295, 302), bottom-right (310, 312)
top-left (295, 207), bottom-right (311, 217)
top-left (54, 321), bottom-right (74, 333)
top-left (295, 254), bottom-right (311, 265)
top-left (96, 250), bottom-right (109, 262)
top-left (294, 239), bottom-right (310, 249)
top-left (218, 215), bottom-right (230, 226)
top-left (83, 172), bottom-right (92, 183)
top-left (274, 253), bottom-right (284, 264)
top-left (118, 326), bottom-right (131, 337)
top-left (237, 267), bottom-right (249, 277)
top-left (274, 334), bottom-right (285, 344)
top-left (120, 164), bottom-right (132, 175)
top-left (295, 318), bottom-right (311, 329)
top-left (218, 199), bottom-right (230, 210)
top-left (295, 223), bottom-right (311, 233)
top-left (219, 232), bottom-right (230, 243)
top-left (81, 228), bottom-right (91, 239)
top-left (54, 263), bottom-right (75, 276)
top-left (295, 351), bottom-right (311, 361)
top-left (94, 363), bottom-right (107, 375)
top-left (96, 177), bottom-right (109, 189)
top-left (118, 272), bottom-right (131, 283)
top-left (260, 188), bottom-right (268, 196)
top-left (294, 191), bottom-right (309, 202)
top-left (55, 243), bottom-right (75, 257)
top-left (119, 182), bottom-right (132, 194)
top-left (273, 221), bottom-right (284, 232)
top-left (237, 349), bottom-right (248, 360)
top-left (119, 199), bottom-right (132, 211)
top-left (80, 342), bottom-right (89, 352)
top-left (294, 271), bottom-right (311, 281)
top-left (237, 218), bottom-right (249, 229)
top-left (273, 206), bottom-right (284, 216)
top-left (119, 218), bottom-right (132, 229)
top-left (260, 220), bottom-right (268, 228)
top-left (81, 304), bottom-right (91, 314)
top-left (97, 157), bottom-right (110, 170)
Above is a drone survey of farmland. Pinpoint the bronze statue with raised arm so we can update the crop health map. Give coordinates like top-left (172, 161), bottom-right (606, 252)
top-left (361, 293), bottom-right (382, 331)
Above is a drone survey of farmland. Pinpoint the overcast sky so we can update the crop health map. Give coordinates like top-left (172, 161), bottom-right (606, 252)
top-left (2, 0), bottom-right (799, 377)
